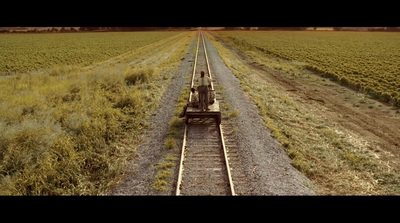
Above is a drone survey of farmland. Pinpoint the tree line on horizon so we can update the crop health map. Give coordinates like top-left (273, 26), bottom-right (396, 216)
top-left (0, 27), bottom-right (197, 33)
top-left (1, 27), bottom-right (400, 33)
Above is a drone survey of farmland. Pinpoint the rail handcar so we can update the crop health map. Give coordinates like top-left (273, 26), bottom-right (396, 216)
top-left (184, 30), bottom-right (221, 125)
top-left (185, 89), bottom-right (221, 125)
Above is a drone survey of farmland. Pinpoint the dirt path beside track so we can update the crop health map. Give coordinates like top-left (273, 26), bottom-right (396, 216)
top-left (247, 55), bottom-right (400, 173)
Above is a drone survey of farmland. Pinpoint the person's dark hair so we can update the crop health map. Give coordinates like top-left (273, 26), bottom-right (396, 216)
top-left (191, 87), bottom-right (195, 93)
top-left (200, 71), bottom-right (205, 77)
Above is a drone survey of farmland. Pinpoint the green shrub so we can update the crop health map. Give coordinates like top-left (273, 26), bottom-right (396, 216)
top-left (124, 67), bottom-right (155, 86)
top-left (164, 137), bottom-right (177, 150)
top-left (113, 92), bottom-right (143, 110)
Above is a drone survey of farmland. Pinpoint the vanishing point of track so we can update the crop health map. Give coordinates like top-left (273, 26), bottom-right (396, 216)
top-left (175, 31), bottom-right (241, 196)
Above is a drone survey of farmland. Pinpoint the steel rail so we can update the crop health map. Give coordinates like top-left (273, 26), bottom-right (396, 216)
top-left (201, 31), bottom-right (236, 195)
top-left (201, 31), bottom-right (214, 90)
top-left (176, 32), bottom-right (199, 196)
top-left (175, 123), bottom-right (187, 196)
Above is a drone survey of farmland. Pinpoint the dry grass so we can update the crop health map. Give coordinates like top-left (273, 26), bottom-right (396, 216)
top-left (0, 69), bottom-right (140, 195)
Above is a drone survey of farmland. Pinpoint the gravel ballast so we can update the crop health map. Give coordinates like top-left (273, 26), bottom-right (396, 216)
top-left (110, 40), bottom-right (195, 195)
top-left (204, 37), bottom-right (315, 195)
top-left (111, 34), bottom-right (316, 196)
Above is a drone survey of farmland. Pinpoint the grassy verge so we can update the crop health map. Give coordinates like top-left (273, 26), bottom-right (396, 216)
top-left (207, 31), bottom-right (400, 195)
top-left (152, 36), bottom-right (200, 193)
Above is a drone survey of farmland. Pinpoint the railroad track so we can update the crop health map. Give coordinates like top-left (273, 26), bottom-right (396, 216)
top-left (176, 31), bottom-right (252, 196)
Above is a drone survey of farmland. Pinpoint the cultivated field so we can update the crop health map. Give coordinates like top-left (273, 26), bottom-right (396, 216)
top-left (0, 32), bottom-right (180, 76)
top-left (0, 31), bottom-right (195, 195)
top-left (208, 30), bottom-right (400, 195)
top-left (1, 29), bottom-right (400, 195)
top-left (214, 31), bottom-right (400, 106)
